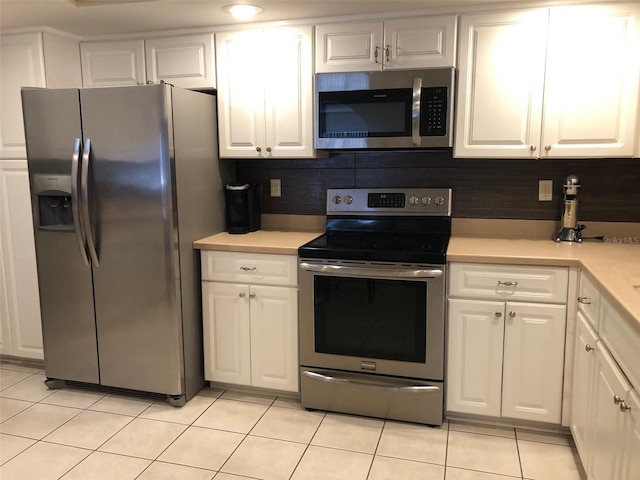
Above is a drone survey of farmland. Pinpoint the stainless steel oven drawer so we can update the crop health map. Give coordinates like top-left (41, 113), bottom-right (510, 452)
top-left (300, 368), bottom-right (443, 426)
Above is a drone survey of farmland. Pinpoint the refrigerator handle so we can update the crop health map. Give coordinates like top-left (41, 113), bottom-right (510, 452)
top-left (71, 138), bottom-right (89, 267)
top-left (81, 138), bottom-right (100, 267)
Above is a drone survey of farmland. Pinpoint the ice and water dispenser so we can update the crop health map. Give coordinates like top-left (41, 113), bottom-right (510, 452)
top-left (32, 175), bottom-right (74, 231)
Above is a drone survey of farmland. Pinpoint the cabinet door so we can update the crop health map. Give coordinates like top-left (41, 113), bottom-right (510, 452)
top-left (0, 161), bottom-right (43, 359)
top-left (384, 16), bottom-right (457, 69)
top-left (249, 285), bottom-right (298, 392)
top-left (570, 312), bottom-right (599, 468)
top-left (264, 26), bottom-right (314, 158)
top-left (454, 9), bottom-right (548, 158)
top-left (315, 21), bottom-right (383, 73)
top-left (446, 298), bottom-right (504, 417)
top-left (0, 33), bottom-right (46, 159)
top-left (620, 390), bottom-right (640, 480)
top-left (80, 40), bottom-right (145, 87)
top-left (502, 302), bottom-right (566, 423)
top-left (215, 29), bottom-right (266, 157)
top-left (589, 343), bottom-right (631, 480)
top-left (144, 33), bottom-right (215, 89)
top-left (202, 282), bottom-right (251, 385)
top-left (542, 4), bottom-right (640, 158)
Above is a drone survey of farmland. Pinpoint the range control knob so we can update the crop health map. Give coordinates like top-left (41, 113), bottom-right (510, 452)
top-left (344, 195), bottom-right (353, 205)
top-left (435, 196), bottom-right (446, 206)
top-left (409, 195), bottom-right (420, 205)
top-left (421, 196), bottom-right (432, 206)
top-left (332, 195), bottom-right (342, 205)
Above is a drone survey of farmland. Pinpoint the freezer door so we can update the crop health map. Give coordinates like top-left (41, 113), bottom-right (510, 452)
top-left (21, 88), bottom-right (99, 383)
top-left (79, 85), bottom-right (184, 395)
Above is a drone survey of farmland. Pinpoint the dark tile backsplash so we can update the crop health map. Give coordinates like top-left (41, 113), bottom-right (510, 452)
top-left (230, 150), bottom-right (640, 222)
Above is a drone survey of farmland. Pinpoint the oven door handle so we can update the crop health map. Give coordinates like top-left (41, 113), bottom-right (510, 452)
top-left (299, 262), bottom-right (442, 279)
top-left (303, 370), bottom-right (440, 393)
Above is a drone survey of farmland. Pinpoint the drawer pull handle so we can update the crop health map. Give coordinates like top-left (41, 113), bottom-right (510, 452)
top-left (614, 395), bottom-right (623, 405)
top-left (585, 344), bottom-right (595, 352)
top-left (578, 297), bottom-right (591, 305)
top-left (620, 401), bottom-right (631, 413)
top-left (249, 293), bottom-right (256, 299)
top-left (494, 312), bottom-right (502, 318)
top-left (239, 292), bottom-right (246, 298)
top-left (509, 311), bottom-right (516, 318)
top-left (240, 266), bottom-right (257, 271)
top-left (498, 281), bottom-right (518, 287)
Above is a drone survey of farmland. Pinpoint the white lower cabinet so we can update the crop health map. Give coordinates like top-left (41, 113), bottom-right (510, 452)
top-left (570, 270), bottom-right (640, 479)
top-left (570, 312), bottom-right (599, 462)
top-left (447, 263), bottom-right (568, 424)
top-left (0, 161), bottom-right (43, 359)
top-left (201, 251), bottom-right (298, 393)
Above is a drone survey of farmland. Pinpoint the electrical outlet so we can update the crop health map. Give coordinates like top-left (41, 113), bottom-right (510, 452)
top-left (539, 180), bottom-right (553, 201)
top-left (270, 178), bottom-right (281, 197)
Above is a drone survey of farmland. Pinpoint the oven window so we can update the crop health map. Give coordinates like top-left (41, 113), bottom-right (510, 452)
top-left (313, 276), bottom-right (426, 363)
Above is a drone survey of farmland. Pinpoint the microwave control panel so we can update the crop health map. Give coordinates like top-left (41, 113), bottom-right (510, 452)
top-left (421, 87), bottom-right (448, 137)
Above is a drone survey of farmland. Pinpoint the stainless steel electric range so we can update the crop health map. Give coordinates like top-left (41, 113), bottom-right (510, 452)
top-left (298, 188), bottom-right (451, 425)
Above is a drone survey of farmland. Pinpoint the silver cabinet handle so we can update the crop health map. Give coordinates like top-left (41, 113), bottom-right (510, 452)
top-left (585, 344), bottom-right (595, 352)
top-left (411, 77), bottom-right (422, 146)
top-left (530, 145), bottom-right (537, 152)
top-left (620, 401), bottom-right (631, 412)
top-left (509, 311), bottom-right (516, 318)
top-left (614, 395), bottom-right (623, 405)
top-left (239, 292), bottom-right (246, 298)
top-left (256, 147), bottom-right (262, 153)
top-left (544, 145), bottom-right (551, 151)
top-left (385, 44), bottom-right (390, 63)
top-left (240, 266), bottom-right (256, 271)
top-left (578, 297), bottom-right (591, 305)
top-left (71, 138), bottom-right (89, 267)
top-left (81, 138), bottom-right (100, 267)
top-left (498, 281), bottom-right (518, 287)
top-left (495, 312), bottom-right (502, 318)
top-left (266, 147), bottom-right (272, 153)
top-left (374, 46), bottom-right (380, 64)
top-left (249, 292), bottom-right (256, 299)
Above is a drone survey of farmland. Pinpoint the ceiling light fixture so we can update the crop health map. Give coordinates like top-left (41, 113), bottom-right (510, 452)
top-left (223, 4), bottom-right (263, 21)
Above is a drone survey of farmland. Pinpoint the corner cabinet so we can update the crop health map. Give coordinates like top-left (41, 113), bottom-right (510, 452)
top-left (201, 251), bottom-right (299, 393)
top-left (570, 270), bottom-right (640, 479)
top-left (80, 33), bottom-right (215, 89)
top-left (454, 3), bottom-right (640, 158)
top-left (215, 26), bottom-right (314, 158)
top-left (447, 263), bottom-right (568, 423)
top-left (314, 15), bottom-right (456, 73)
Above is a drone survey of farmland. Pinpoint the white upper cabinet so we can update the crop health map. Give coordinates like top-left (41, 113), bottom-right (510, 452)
top-left (81, 33), bottom-right (215, 89)
top-left (315, 16), bottom-right (457, 72)
top-left (81, 39), bottom-right (145, 87)
top-left (216, 26), bottom-right (314, 158)
top-left (145, 34), bottom-right (215, 88)
top-left (455, 3), bottom-right (640, 158)
top-left (1, 31), bottom-right (81, 159)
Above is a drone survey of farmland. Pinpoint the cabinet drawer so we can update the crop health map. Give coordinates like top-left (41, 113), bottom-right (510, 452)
top-left (599, 295), bottom-right (640, 389)
top-left (449, 263), bottom-right (569, 303)
top-left (577, 271), bottom-right (601, 328)
top-left (201, 251), bottom-right (297, 286)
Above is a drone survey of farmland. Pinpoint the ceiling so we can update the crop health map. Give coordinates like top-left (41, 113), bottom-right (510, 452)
top-left (0, 0), bottom-right (519, 37)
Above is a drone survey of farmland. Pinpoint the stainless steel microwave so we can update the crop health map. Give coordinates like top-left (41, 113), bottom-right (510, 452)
top-left (314, 67), bottom-right (455, 150)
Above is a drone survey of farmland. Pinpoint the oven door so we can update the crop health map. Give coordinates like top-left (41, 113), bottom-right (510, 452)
top-left (298, 260), bottom-right (444, 381)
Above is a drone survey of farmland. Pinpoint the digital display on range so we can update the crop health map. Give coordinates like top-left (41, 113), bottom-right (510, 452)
top-left (368, 192), bottom-right (405, 208)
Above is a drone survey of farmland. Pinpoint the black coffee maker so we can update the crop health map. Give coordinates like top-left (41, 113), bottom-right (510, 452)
top-left (225, 183), bottom-right (261, 234)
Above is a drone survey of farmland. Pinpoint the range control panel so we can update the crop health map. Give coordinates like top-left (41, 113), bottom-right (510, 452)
top-left (327, 188), bottom-right (451, 216)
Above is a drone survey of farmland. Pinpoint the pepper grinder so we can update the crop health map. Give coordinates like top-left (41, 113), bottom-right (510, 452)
top-left (554, 175), bottom-right (586, 243)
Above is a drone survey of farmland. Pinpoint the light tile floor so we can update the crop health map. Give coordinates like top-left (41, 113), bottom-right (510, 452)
top-left (0, 361), bottom-right (587, 480)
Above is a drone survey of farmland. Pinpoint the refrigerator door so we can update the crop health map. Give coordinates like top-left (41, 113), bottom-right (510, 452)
top-left (79, 85), bottom-right (184, 395)
top-left (22, 88), bottom-right (99, 383)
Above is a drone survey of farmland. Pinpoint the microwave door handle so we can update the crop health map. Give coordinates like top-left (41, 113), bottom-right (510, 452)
top-left (412, 77), bottom-right (422, 146)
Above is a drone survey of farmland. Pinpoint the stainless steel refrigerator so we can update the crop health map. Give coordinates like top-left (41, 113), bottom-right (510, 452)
top-left (21, 84), bottom-right (226, 405)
